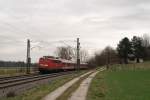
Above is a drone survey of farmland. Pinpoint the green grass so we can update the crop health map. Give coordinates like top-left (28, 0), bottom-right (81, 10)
top-left (1, 71), bottom-right (87, 100)
top-left (0, 68), bottom-right (25, 76)
top-left (88, 62), bottom-right (150, 100)
top-left (110, 61), bottom-right (150, 71)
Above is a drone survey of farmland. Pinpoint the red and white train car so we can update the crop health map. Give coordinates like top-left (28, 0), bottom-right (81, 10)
top-left (38, 56), bottom-right (88, 73)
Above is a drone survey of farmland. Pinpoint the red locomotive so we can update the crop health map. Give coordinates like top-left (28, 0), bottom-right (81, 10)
top-left (38, 56), bottom-right (87, 73)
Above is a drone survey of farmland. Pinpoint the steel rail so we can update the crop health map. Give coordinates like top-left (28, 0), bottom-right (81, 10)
top-left (0, 73), bottom-right (38, 81)
top-left (0, 71), bottom-right (74, 89)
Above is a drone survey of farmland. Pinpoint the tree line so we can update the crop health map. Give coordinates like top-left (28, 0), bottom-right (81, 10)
top-left (0, 61), bottom-right (37, 68)
top-left (88, 34), bottom-right (150, 67)
top-left (1, 34), bottom-right (149, 68)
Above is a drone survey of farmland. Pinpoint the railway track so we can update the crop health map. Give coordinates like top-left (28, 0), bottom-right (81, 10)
top-left (0, 71), bottom-right (75, 98)
top-left (0, 73), bottom-right (38, 81)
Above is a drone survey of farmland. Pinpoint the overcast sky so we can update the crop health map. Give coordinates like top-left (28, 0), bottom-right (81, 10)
top-left (0, 0), bottom-right (150, 62)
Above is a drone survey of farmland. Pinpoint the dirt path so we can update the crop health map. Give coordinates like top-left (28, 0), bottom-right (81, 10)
top-left (68, 71), bottom-right (99, 100)
top-left (42, 71), bottom-right (93, 100)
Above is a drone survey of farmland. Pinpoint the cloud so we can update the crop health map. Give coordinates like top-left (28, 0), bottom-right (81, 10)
top-left (0, 0), bottom-right (150, 62)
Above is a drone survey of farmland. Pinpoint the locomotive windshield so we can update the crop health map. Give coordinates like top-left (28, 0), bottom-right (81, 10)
top-left (52, 60), bottom-right (61, 63)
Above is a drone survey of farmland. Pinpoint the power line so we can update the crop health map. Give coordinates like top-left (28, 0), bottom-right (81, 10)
top-left (58, 40), bottom-right (76, 49)
top-left (0, 20), bottom-right (31, 37)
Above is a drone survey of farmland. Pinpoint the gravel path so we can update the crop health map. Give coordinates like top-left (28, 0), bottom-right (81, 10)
top-left (68, 71), bottom-right (99, 100)
top-left (42, 71), bottom-right (93, 100)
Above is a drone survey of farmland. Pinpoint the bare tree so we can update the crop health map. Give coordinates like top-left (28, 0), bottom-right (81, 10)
top-left (55, 46), bottom-right (74, 60)
top-left (80, 49), bottom-right (89, 63)
top-left (142, 34), bottom-right (150, 60)
top-left (93, 46), bottom-right (119, 67)
top-left (142, 34), bottom-right (150, 47)
top-left (55, 46), bottom-right (89, 62)
top-left (72, 48), bottom-right (89, 62)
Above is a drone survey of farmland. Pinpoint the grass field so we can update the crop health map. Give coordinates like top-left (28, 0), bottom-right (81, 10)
top-left (0, 67), bottom-right (37, 76)
top-left (88, 62), bottom-right (150, 100)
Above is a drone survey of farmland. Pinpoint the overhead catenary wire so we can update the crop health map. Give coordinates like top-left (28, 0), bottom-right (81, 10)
top-left (0, 20), bottom-right (87, 63)
top-left (30, 39), bottom-right (77, 52)
top-left (0, 20), bottom-right (31, 37)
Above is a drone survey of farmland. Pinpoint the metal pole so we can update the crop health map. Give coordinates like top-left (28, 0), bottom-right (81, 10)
top-left (26, 39), bottom-right (31, 74)
top-left (77, 38), bottom-right (80, 71)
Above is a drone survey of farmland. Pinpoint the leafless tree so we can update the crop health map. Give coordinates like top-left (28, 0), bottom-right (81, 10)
top-left (55, 46), bottom-right (89, 62)
top-left (142, 34), bottom-right (150, 47)
top-left (92, 46), bottom-right (119, 67)
top-left (68, 48), bottom-right (89, 62)
top-left (142, 34), bottom-right (150, 60)
top-left (80, 49), bottom-right (89, 63)
top-left (55, 46), bottom-right (74, 60)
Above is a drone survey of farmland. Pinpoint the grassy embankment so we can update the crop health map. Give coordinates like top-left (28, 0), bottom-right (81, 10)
top-left (1, 70), bottom-right (87, 100)
top-left (88, 61), bottom-right (150, 100)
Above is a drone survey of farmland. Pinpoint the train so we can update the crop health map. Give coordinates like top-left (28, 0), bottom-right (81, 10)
top-left (38, 56), bottom-right (88, 73)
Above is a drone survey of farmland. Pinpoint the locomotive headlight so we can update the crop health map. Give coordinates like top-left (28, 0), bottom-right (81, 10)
top-left (40, 64), bottom-right (48, 66)
top-left (44, 64), bottom-right (48, 66)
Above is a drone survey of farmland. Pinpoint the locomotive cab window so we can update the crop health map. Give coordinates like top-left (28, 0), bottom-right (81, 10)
top-left (52, 60), bottom-right (61, 63)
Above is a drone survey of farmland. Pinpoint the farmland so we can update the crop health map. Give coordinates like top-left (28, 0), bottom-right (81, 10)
top-left (0, 67), bottom-right (37, 76)
top-left (88, 62), bottom-right (150, 100)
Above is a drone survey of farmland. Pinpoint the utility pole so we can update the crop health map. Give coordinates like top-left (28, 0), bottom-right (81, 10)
top-left (26, 39), bottom-right (31, 74)
top-left (77, 38), bottom-right (80, 71)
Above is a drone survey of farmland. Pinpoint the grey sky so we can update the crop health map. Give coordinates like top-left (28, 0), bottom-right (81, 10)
top-left (0, 0), bottom-right (150, 62)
